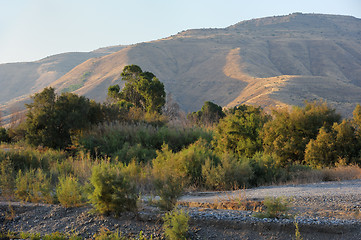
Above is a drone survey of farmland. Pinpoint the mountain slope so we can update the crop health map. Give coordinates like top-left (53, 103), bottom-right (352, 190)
top-left (0, 45), bottom-right (125, 105)
top-left (1, 13), bottom-right (361, 125)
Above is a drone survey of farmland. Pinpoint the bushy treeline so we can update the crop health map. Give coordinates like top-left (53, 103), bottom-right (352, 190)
top-left (1, 65), bottom-right (361, 216)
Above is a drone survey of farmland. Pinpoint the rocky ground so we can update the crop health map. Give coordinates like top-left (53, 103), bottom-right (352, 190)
top-left (1, 180), bottom-right (361, 239)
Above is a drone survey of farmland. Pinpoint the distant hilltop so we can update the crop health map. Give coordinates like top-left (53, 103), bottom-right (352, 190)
top-left (1, 13), bottom-right (361, 125)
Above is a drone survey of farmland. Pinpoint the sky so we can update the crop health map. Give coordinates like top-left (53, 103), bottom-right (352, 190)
top-left (0, 0), bottom-right (360, 64)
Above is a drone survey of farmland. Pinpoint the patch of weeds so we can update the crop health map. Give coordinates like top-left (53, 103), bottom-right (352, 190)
top-left (294, 218), bottom-right (303, 240)
top-left (162, 208), bottom-right (190, 240)
top-left (93, 227), bottom-right (125, 240)
top-left (0, 230), bottom-right (18, 239)
top-left (253, 196), bottom-right (293, 219)
top-left (19, 231), bottom-right (41, 240)
top-left (42, 231), bottom-right (82, 240)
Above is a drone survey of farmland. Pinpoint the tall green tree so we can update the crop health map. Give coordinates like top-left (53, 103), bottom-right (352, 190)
top-left (108, 65), bottom-right (166, 113)
top-left (25, 87), bottom-right (102, 149)
top-left (187, 101), bottom-right (225, 126)
top-left (262, 101), bottom-right (341, 166)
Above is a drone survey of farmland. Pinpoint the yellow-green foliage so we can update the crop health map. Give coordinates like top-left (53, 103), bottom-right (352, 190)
top-left (214, 105), bottom-right (269, 158)
top-left (56, 175), bottom-right (83, 207)
top-left (94, 228), bottom-right (125, 240)
top-left (88, 161), bottom-right (138, 215)
top-left (305, 120), bottom-right (360, 168)
top-left (19, 231), bottom-right (41, 240)
top-left (79, 122), bottom-right (212, 163)
top-left (262, 101), bottom-right (341, 165)
top-left (0, 157), bottom-right (15, 198)
top-left (202, 153), bottom-right (253, 190)
top-left (162, 208), bottom-right (190, 240)
top-left (15, 168), bottom-right (53, 203)
top-left (0, 146), bottom-right (67, 172)
top-left (152, 145), bottom-right (186, 210)
top-left (254, 196), bottom-right (291, 219)
top-left (152, 139), bottom-right (218, 208)
top-left (294, 220), bottom-right (303, 240)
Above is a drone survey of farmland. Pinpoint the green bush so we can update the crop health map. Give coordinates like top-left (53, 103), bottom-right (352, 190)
top-left (202, 153), bottom-right (253, 190)
top-left (0, 127), bottom-right (10, 143)
top-left (112, 142), bottom-right (156, 164)
top-left (88, 162), bottom-right (138, 215)
top-left (0, 157), bottom-right (15, 198)
top-left (78, 122), bottom-right (212, 162)
top-left (120, 160), bottom-right (150, 194)
top-left (152, 145), bottom-right (186, 210)
top-left (163, 208), bottom-right (190, 240)
top-left (15, 168), bottom-right (53, 203)
top-left (254, 196), bottom-right (292, 219)
top-left (56, 175), bottom-right (83, 207)
top-left (0, 147), bottom-right (66, 172)
top-left (248, 152), bottom-right (287, 186)
top-left (94, 228), bottom-right (125, 240)
top-left (19, 231), bottom-right (41, 240)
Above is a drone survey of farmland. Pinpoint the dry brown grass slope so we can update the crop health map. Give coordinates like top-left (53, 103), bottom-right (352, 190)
top-left (1, 13), bottom-right (361, 125)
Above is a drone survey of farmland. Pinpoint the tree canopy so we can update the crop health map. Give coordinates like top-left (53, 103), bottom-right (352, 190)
top-left (213, 105), bottom-right (270, 158)
top-left (108, 65), bottom-right (166, 113)
top-left (187, 101), bottom-right (225, 126)
top-left (262, 101), bottom-right (341, 166)
top-left (25, 87), bottom-right (102, 149)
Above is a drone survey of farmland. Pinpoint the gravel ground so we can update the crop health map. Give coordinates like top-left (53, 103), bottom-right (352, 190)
top-left (181, 179), bottom-right (361, 202)
top-left (1, 179), bottom-right (361, 239)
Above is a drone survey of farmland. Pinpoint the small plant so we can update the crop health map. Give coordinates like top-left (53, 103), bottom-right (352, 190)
top-left (294, 219), bottom-right (303, 240)
top-left (0, 157), bottom-right (15, 198)
top-left (152, 145), bottom-right (186, 210)
top-left (42, 231), bottom-right (68, 240)
top-left (155, 177), bottom-right (184, 211)
top-left (56, 175), bottom-right (83, 207)
top-left (93, 227), bottom-right (125, 240)
top-left (15, 168), bottom-right (53, 203)
top-left (88, 162), bottom-right (138, 215)
top-left (19, 231), bottom-right (41, 240)
top-left (162, 208), bottom-right (190, 240)
top-left (254, 196), bottom-right (292, 219)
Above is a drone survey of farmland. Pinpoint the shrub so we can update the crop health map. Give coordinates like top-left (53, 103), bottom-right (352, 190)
top-left (262, 101), bottom-right (341, 166)
top-left (0, 157), bottom-right (15, 198)
top-left (0, 127), bottom-right (10, 143)
top-left (152, 145), bottom-right (186, 210)
top-left (202, 153), bottom-right (253, 190)
top-left (56, 175), bottom-right (83, 207)
top-left (214, 105), bottom-right (269, 158)
top-left (112, 143), bottom-right (156, 164)
top-left (15, 168), bottom-right (53, 203)
top-left (88, 162), bottom-right (138, 215)
top-left (93, 227), bottom-right (125, 240)
top-left (42, 231), bottom-right (69, 240)
top-left (0, 146), bottom-right (66, 172)
top-left (78, 122), bottom-right (212, 162)
top-left (120, 160), bottom-right (150, 193)
top-left (19, 232), bottom-right (41, 240)
top-left (162, 208), bottom-right (190, 240)
top-left (248, 152), bottom-right (287, 186)
top-left (254, 196), bottom-right (292, 219)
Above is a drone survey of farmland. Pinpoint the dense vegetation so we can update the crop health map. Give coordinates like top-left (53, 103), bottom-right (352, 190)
top-left (1, 65), bottom-right (361, 218)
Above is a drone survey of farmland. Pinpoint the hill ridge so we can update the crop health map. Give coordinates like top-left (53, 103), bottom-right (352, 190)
top-left (1, 13), bottom-right (361, 125)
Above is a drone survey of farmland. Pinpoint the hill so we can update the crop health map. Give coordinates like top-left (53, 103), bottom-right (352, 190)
top-left (1, 13), bottom-right (361, 125)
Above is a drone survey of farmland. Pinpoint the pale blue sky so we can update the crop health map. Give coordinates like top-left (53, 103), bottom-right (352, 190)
top-left (0, 0), bottom-right (360, 64)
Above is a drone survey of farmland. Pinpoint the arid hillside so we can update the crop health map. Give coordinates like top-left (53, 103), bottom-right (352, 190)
top-left (1, 13), bottom-right (361, 123)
